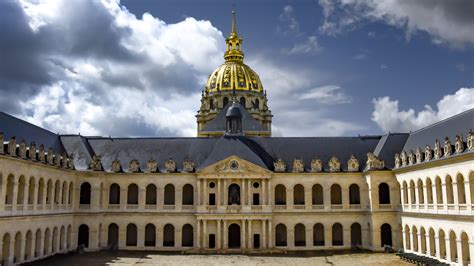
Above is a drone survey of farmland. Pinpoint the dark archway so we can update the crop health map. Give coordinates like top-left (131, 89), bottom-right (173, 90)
top-left (349, 184), bottom-right (360, 204)
top-left (313, 223), bottom-right (324, 246)
top-left (79, 182), bottom-right (91, 205)
top-left (332, 223), bottom-right (343, 246)
top-left (228, 223), bottom-right (241, 248)
top-left (182, 224), bottom-right (193, 247)
top-left (275, 224), bottom-right (287, 246)
top-left (293, 185), bottom-right (305, 205)
top-left (164, 184), bottom-right (175, 205)
top-left (351, 223), bottom-right (362, 246)
top-left (145, 224), bottom-right (156, 247)
top-left (163, 224), bottom-right (175, 247)
top-left (182, 184), bottom-right (194, 205)
top-left (109, 183), bottom-right (120, 204)
top-left (228, 184), bottom-right (240, 205)
top-left (127, 184), bottom-right (138, 205)
top-left (239, 97), bottom-right (246, 107)
top-left (312, 184), bottom-right (323, 205)
top-left (331, 184), bottom-right (342, 205)
top-left (294, 223), bottom-right (306, 246)
top-left (78, 224), bottom-right (89, 248)
top-left (381, 223), bottom-right (392, 247)
top-left (379, 183), bottom-right (390, 204)
top-left (146, 184), bottom-right (157, 205)
top-left (275, 185), bottom-right (286, 205)
top-left (108, 223), bottom-right (119, 247)
top-left (126, 224), bottom-right (137, 246)
top-left (223, 97), bottom-right (229, 107)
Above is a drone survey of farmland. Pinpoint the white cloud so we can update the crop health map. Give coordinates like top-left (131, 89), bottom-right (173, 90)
top-left (277, 5), bottom-right (300, 35)
top-left (371, 88), bottom-right (474, 132)
top-left (283, 35), bottom-right (323, 55)
top-left (380, 64), bottom-right (388, 70)
top-left (299, 85), bottom-right (351, 104)
top-left (318, 0), bottom-right (474, 48)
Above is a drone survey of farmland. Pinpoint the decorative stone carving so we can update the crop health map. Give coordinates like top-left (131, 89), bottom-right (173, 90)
top-left (47, 148), bottom-right (54, 165)
top-left (55, 153), bottom-right (62, 167)
top-left (0, 132), bottom-right (3, 154)
top-left (455, 135), bottom-right (464, 154)
top-left (310, 158), bottom-right (322, 172)
top-left (366, 153), bottom-right (384, 170)
top-left (273, 159), bottom-right (286, 172)
top-left (62, 153), bottom-right (68, 169)
top-left (29, 142), bottom-right (36, 161)
top-left (415, 147), bottom-right (423, 164)
top-left (19, 140), bottom-right (27, 159)
top-left (347, 155), bottom-right (359, 172)
top-left (8, 137), bottom-right (16, 156)
top-left (88, 155), bottom-right (102, 171)
top-left (67, 154), bottom-right (74, 169)
top-left (468, 129), bottom-right (474, 151)
top-left (394, 153), bottom-right (401, 168)
top-left (129, 159), bottom-right (140, 173)
top-left (424, 145), bottom-right (432, 162)
top-left (182, 159), bottom-right (195, 173)
top-left (111, 159), bottom-right (122, 172)
top-left (328, 156), bottom-right (341, 172)
top-left (408, 150), bottom-right (415, 165)
top-left (400, 151), bottom-right (407, 166)
top-left (292, 158), bottom-right (304, 173)
top-left (147, 159), bottom-right (158, 173)
top-left (165, 158), bottom-right (176, 173)
top-left (443, 137), bottom-right (452, 157)
top-left (434, 139), bottom-right (442, 159)
top-left (39, 144), bottom-right (46, 163)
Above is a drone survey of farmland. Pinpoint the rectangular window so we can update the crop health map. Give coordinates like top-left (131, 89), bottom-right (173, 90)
top-left (209, 193), bottom-right (216, 205)
top-left (253, 193), bottom-right (259, 205)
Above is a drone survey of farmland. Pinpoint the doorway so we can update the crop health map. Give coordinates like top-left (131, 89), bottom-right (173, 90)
top-left (228, 224), bottom-right (241, 248)
top-left (253, 234), bottom-right (260, 249)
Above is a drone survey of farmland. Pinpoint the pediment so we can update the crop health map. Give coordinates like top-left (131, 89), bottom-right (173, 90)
top-left (198, 155), bottom-right (271, 175)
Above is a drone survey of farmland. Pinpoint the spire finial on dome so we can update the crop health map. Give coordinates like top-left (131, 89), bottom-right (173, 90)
top-left (231, 6), bottom-right (237, 37)
top-left (224, 5), bottom-right (244, 62)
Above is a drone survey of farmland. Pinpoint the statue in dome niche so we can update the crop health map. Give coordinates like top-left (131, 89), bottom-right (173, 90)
top-left (228, 184), bottom-right (240, 205)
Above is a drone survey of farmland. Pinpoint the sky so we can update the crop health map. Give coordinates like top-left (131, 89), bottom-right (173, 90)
top-left (0, 0), bottom-right (473, 137)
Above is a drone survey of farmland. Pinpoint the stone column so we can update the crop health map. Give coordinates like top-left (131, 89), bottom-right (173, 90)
top-left (175, 228), bottom-right (182, 248)
top-left (11, 180), bottom-right (19, 211)
top-left (118, 227), bottom-right (126, 249)
top-left (423, 184), bottom-right (429, 209)
top-left (452, 181), bottom-right (459, 211)
top-left (217, 179), bottom-right (221, 206)
top-left (268, 220), bottom-right (272, 249)
top-left (425, 233), bottom-right (431, 256)
top-left (241, 219), bottom-right (246, 249)
top-left (91, 185), bottom-right (100, 211)
top-left (0, 175), bottom-right (6, 211)
top-left (262, 220), bottom-right (267, 249)
top-left (248, 179), bottom-right (252, 206)
top-left (464, 179), bottom-right (472, 211)
top-left (120, 188), bottom-right (127, 211)
top-left (305, 187), bottom-right (312, 209)
top-left (400, 184), bottom-right (405, 208)
top-left (288, 227), bottom-right (295, 248)
top-left (434, 236), bottom-right (441, 259)
top-left (224, 180), bottom-right (228, 207)
top-left (262, 179), bottom-right (266, 205)
top-left (223, 220), bottom-right (228, 249)
top-left (241, 180), bottom-right (246, 206)
top-left (156, 225), bottom-right (163, 248)
top-left (203, 180), bottom-right (207, 206)
top-left (432, 183), bottom-right (438, 211)
top-left (23, 183), bottom-right (29, 211)
top-left (267, 180), bottom-right (271, 206)
top-left (8, 237), bottom-right (15, 265)
top-left (196, 220), bottom-right (201, 248)
top-left (306, 225), bottom-right (313, 248)
top-left (445, 237), bottom-right (451, 262)
top-left (203, 220), bottom-right (207, 248)
top-left (137, 227), bottom-right (144, 248)
top-left (29, 234), bottom-right (36, 260)
top-left (197, 179), bottom-right (201, 205)
top-left (248, 220), bottom-right (252, 248)
top-left (342, 187), bottom-right (349, 210)
top-left (287, 188), bottom-right (294, 210)
top-left (323, 188), bottom-right (331, 211)
top-left (217, 220), bottom-right (221, 249)
top-left (441, 183), bottom-right (448, 211)
top-left (32, 182), bottom-right (38, 212)
top-left (176, 187), bottom-right (182, 211)
top-left (401, 229), bottom-right (407, 251)
top-left (456, 239), bottom-right (463, 265)
top-left (407, 184), bottom-right (412, 209)
top-left (414, 184), bottom-right (420, 209)
top-left (138, 188), bottom-right (146, 210)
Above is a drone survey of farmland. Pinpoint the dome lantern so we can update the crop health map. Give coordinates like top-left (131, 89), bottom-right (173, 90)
top-left (224, 10), bottom-right (244, 62)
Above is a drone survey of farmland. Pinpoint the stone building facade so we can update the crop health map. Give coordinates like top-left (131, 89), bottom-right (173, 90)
top-left (0, 11), bottom-right (473, 266)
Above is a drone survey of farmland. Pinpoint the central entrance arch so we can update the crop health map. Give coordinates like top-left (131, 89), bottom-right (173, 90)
top-left (228, 223), bottom-right (241, 248)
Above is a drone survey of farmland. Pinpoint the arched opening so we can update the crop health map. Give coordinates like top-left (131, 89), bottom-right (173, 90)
top-left (294, 223), bottom-right (306, 246)
top-left (164, 184), bottom-right (175, 205)
top-left (2, 233), bottom-right (11, 265)
top-left (68, 182), bottom-right (73, 204)
top-left (293, 184), bottom-right (305, 205)
top-left (330, 184), bottom-right (342, 205)
top-left (17, 176), bottom-right (25, 205)
top-left (35, 229), bottom-right (41, 257)
top-left (312, 184), bottom-right (323, 205)
top-left (144, 224), bottom-right (156, 247)
top-left (127, 184), bottom-right (138, 205)
top-left (435, 177), bottom-right (443, 205)
top-left (78, 224), bottom-right (89, 248)
top-left (25, 230), bottom-right (33, 260)
top-left (60, 226), bottom-right (66, 251)
top-left (253, 99), bottom-right (260, 109)
top-left (37, 178), bottom-right (45, 205)
top-left (349, 184), bottom-right (360, 204)
top-left (6, 175), bottom-right (14, 204)
top-left (410, 180), bottom-right (416, 204)
top-left (420, 227), bottom-right (427, 254)
top-left (14, 232), bottom-right (22, 263)
top-left (54, 180), bottom-right (60, 204)
top-left (182, 224), bottom-right (193, 247)
top-left (79, 182), bottom-right (91, 205)
top-left (109, 183), bottom-right (120, 204)
top-left (404, 225), bottom-right (411, 250)
top-left (417, 179), bottom-right (424, 205)
top-left (429, 228), bottom-right (436, 257)
top-left (67, 225), bottom-right (72, 249)
top-left (239, 97), bottom-right (246, 107)
top-left (439, 229), bottom-right (446, 259)
top-left (107, 223), bottom-right (119, 247)
top-left (449, 231), bottom-right (457, 262)
top-left (228, 223), bottom-right (241, 248)
top-left (228, 184), bottom-right (240, 205)
top-left (145, 184), bottom-right (157, 205)
top-left (182, 184), bottom-right (194, 205)
top-left (275, 224), bottom-right (287, 246)
top-left (163, 224), bottom-right (175, 247)
top-left (456, 174), bottom-right (466, 204)
top-left (44, 228), bottom-right (51, 255)
top-left (332, 223), bottom-right (343, 246)
top-left (461, 232), bottom-right (470, 265)
top-left (351, 223), bottom-right (362, 247)
top-left (379, 182), bottom-right (390, 204)
top-left (126, 224), bottom-right (137, 246)
top-left (470, 172), bottom-right (474, 206)
top-left (275, 185), bottom-right (286, 205)
top-left (402, 181), bottom-right (408, 204)
top-left (52, 227), bottom-right (59, 253)
top-left (412, 226), bottom-right (418, 252)
top-left (426, 178), bottom-right (433, 204)
top-left (61, 181), bottom-right (67, 204)
top-left (446, 176), bottom-right (454, 204)
top-left (381, 224), bottom-right (392, 247)
top-left (46, 179), bottom-right (52, 204)
top-left (223, 97), bottom-right (229, 107)
top-left (313, 223), bottom-right (324, 246)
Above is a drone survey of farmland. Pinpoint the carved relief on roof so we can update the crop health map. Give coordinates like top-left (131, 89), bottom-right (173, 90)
top-left (328, 156), bottom-right (341, 172)
top-left (129, 159), bottom-right (140, 173)
top-left (443, 137), bottom-right (452, 157)
top-left (29, 142), bottom-right (36, 161)
top-left (455, 135), bottom-right (464, 154)
top-left (8, 137), bottom-right (16, 156)
top-left (182, 159), bottom-right (195, 173)
top-left (400, 150), bottom-right (407, 166)
top-left (310, 158), bottom-right (322, 172)
top-left (408, 150), bottom-right (415, 165)
top-left (468, 129), bottom-right (473, 151)
top-left (19, 140), bottom-right (27, 159)
top-left (434, 139), bottom-right (442, 159)
top-left (273, 159), bottom-right (286, 172)
top-left (292, 158), bottom-right (304, 173)
top-left (415, 147), bottom-right (423, 164)
top-left (39, 144), bottom-right (46, 163)
top-left (347, 155), bottom-right (359, 172)
top-left (47, 148), bottom-right (54, 165)
top-left (88, 155), bottom-right (102, 171)
top-left (424, 145), bottom-right (432, 162)
top-left (111, 159), bottom-right (122, 173)
top-left (165, 158), bottom-right (176, 173)
top-left (394, 153), bottom-right (401, 168)
top-left (147, 159), bottom-right (158, 173)
top-left (366, 153), bottom-right (384, 171)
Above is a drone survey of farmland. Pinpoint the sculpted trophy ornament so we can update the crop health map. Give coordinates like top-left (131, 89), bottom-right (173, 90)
top-left (400, 151), bottom-right (408, 166)
top-left (39, 144), bottom-right (46, 163)
top-left (394, 153), bottom-right (401, 168)
top-left (183, 159), bottom-right (195, 173)
top-left (468, 129), bottom-right (474, 151)
top-left (111, 159), bottom-right (122, 173)
top-left (67, 154), bottom-right (75, 169)
top-left (347, 155), bottom-right (359, 172)
top-left (366, 153), bottom-right (384, 170)
top-left (165, 158), bottom-right (176, 173)
top-left (29, 142), bottom-right (36, 161)
top-left (273, 159), bottom-right (286, 172)
top-left (408, 150), bottom-right (415, 165)
top-left (55, 153), bottom-right (62, 167)
top-left (310, 158), bottom-right (323, 172)
top-left (88, 155), bottom-right (103, 171)
top-left (129, 159), bottom-right (140, 173)
top-left (415, 147), bottom-right (423, 164)
top-left (47, 148), bottom-right (54, 165)
top-left (62, 153), bottom-right (68, 169)
top-left (443, 137), bottom-right (452, 157)
top-left (328, 156), bottom-right (341, 172)
top-left (8, 137), bottom-right (16, 156)
top-left (434, 139), bottom-right (442, 159)
top-left (19, 140), bottom-right (27, 159)
top-left (292, 158), bottom-right (304, 173)
top-left (424, 145), bottom-right (432, 162)
top-left (455, 135), bottom-right (464, 154)
top-left (147, 159), bottom-right (158, 173)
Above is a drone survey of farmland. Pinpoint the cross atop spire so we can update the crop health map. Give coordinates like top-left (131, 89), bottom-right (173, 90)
top-left (231, 8), bottom-right (237, 37)
top-left (224, 7), bottom-right (244, 62)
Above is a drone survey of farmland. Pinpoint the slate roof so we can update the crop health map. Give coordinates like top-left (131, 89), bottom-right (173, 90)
top-left (202, 102), bottom-right (267, 133)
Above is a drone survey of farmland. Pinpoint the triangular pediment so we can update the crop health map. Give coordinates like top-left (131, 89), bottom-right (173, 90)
top-left (198, 155), bottom-right (271, 175)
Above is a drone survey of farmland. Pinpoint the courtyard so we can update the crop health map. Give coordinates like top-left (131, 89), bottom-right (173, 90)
top-left (24, 250), bottom-right (410, 265)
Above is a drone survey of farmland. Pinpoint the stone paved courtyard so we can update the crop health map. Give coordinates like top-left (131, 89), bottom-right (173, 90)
top-left (24, 251), bottom-right (410, 265)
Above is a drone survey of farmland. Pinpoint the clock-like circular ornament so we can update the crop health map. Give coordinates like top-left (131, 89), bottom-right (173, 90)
top-left (229, 160), bottom-right (239, 171)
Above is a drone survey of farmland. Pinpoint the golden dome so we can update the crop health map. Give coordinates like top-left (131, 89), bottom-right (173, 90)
top-left (204, 10), bottom-right (264, 95)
